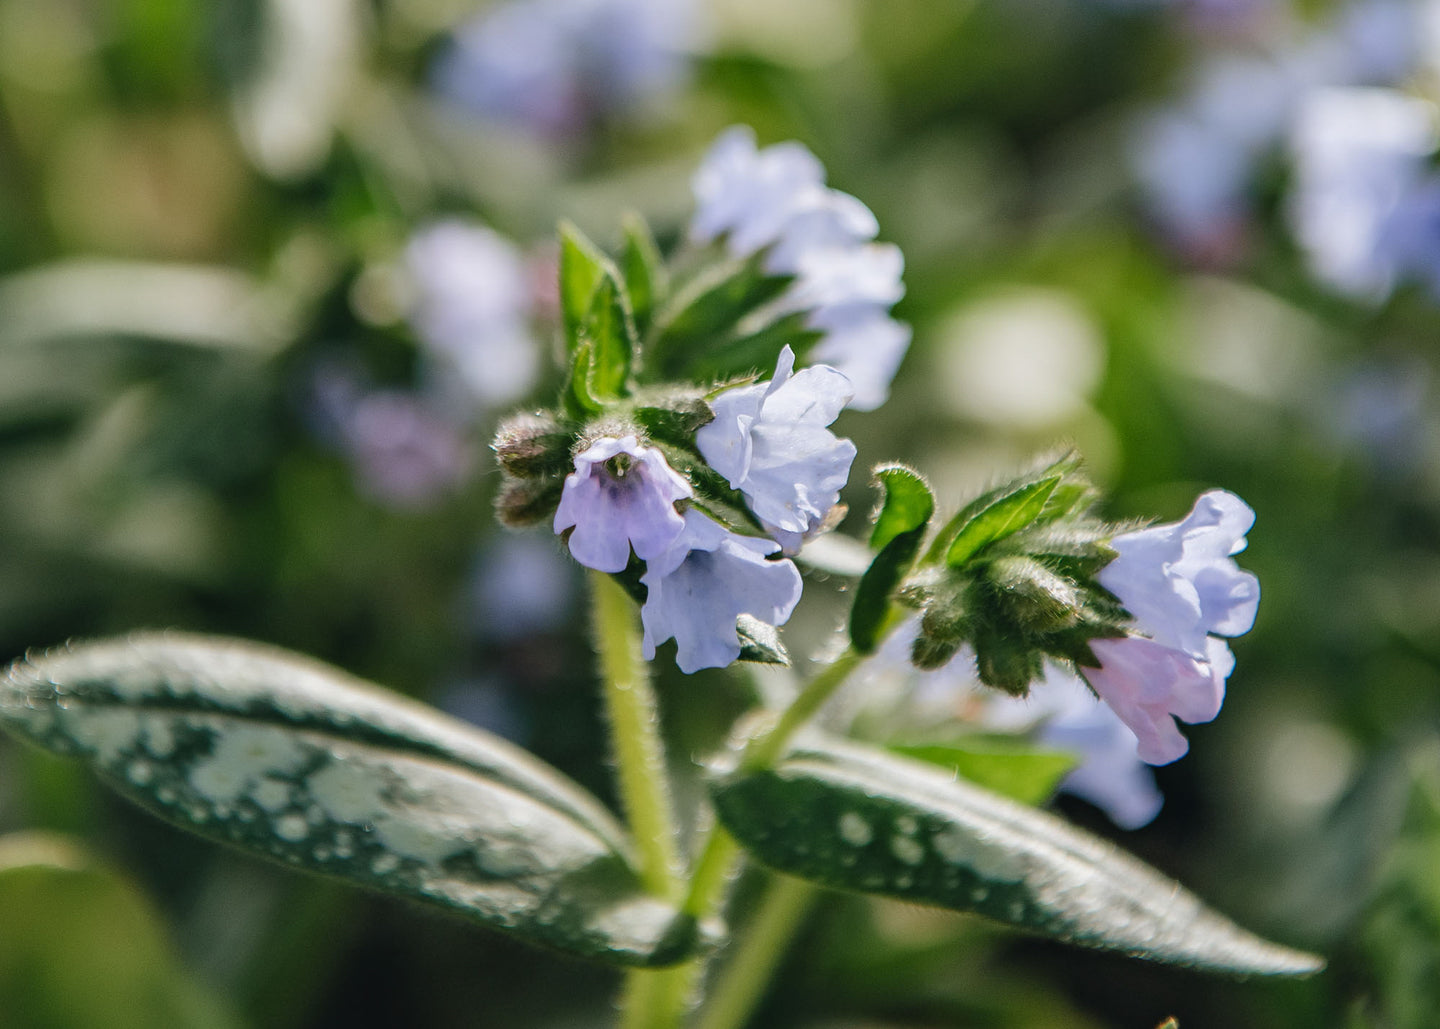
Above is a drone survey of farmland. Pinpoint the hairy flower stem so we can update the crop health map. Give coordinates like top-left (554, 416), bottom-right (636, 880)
top-left (693, 874), bottom-right (820, 1029)
top-left (590, 572), bottom-right (690, 1029)
top-left (590, 571), bottom-right (684, 901)
top-left (638, 644), bottom-right (870, 1029)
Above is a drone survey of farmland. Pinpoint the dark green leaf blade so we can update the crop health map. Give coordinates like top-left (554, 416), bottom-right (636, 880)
top-left (712, 736), bottom-right (1324, 976)
top-left (945, 475), bottom-right (1061, 567)
top-left (0, 634), bottom-right (702, 968)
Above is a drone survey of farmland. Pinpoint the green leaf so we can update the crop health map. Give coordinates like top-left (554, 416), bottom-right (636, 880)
top-left (621, 213), bottom-right (666, 340)
top-left (650, 255), bottom-right (795, 378)
top-left (0, 635), bottom-right (703, 968)
top-left (712, 736), bottom-right (1324, 976)
top-left (889, 738), bottom-right (1076, 807)
top-left (945, 475), bottom-right (1061, 567)
top-left (564, 341), bottom-right (604, 418)
top-left (632, 395), bottom-right (714, 448)
top-left (851, 466), bottom-right (935, 653)
top-left (0, 832), bottom-right (244, 1029)
top-left (580, 274), bottom-right (635, 401)
top-left (737, 615), bottom-right (790, 666)
top-left (683, 311), bottom-right (823, 383)
top-left (559, 221), bottom-right (610, 355)
top-left (868, 465), bottom-right (935, 552)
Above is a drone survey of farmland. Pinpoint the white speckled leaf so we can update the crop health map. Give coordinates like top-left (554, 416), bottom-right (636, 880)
top-left (0, 634), bottom-right (702, 968)
top-left (711, 736), bottom-right (1324, 977)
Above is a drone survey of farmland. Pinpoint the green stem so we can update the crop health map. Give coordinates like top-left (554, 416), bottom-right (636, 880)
top-left (740, 646), bottom-right (864, 772)
top-left (589, 570), bottom-right (683, 901)
top-left (640, 646), bottom-right (870, 1029)
top-left (693, 875), bottom-right (820, 1029)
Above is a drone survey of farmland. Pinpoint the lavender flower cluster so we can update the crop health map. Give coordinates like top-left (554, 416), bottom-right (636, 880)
top-left (549, 342), bottom-right (854, 673)
top-left (479, 126), bottom-right (1262, 829)
top-left (493, 129), bottom-right (892, 672)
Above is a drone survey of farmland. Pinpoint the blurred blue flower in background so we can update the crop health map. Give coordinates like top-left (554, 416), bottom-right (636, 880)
top-left (1132, 0), bottom-right (1434, 269)
top-left (1287, 87), bottom-right (1437, 299)
top-left (404, 219), bottom-right (542, 412)
top-left (310, 364), bottom-right (476, 509)
top-left (432, 0), bottom-right (704, 136)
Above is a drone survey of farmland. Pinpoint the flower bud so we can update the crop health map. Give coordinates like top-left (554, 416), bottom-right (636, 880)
top-left (496, 476), bottom-right (564, 528)
top-left (974, 633), bottom-right (1043, 697)
top-left (493, 413), bottom-right (574, 479)
top-left (988, 555), bottom-right (1082, 633)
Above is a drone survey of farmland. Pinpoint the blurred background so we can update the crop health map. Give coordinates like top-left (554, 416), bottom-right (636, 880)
top-left (1, 0), bottom-right (1438, 1026)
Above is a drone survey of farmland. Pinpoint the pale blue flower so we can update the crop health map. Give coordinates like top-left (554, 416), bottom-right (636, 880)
top-left (690, 127), bottom-right (909, 411)
top-left (696, 346), bottom-right (856, 553)
top-left (404, 219), bottom-right (539, 409)
top-left (1098, 489), bottom-right (1259, 659)
top-left (1086, 489), bottom-right (1259, 764)
top-left (807, 313), bottom-right (913, 414)
top-left (640, 510), bottom-right (803, 673)
top-left (553, 435), bottom-right (691, 573)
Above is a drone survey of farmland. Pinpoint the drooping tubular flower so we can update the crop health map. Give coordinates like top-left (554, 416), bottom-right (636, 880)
top-left (553, 435), bottom-right (691, 573)
top-left (1084, 490), bottom-right (1260, 764)
top-left (696, 346), bottom-right (857, 554)
top-left (640, 510), bottom-right (803, 674)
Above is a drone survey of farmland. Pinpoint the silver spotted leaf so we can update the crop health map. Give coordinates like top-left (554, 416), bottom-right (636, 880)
top-left (711, 735), bottom-right (1323, 976)
top-left (0, 634), bottom-right (703, 968)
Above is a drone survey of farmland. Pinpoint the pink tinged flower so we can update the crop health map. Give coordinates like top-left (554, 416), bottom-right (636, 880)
top-left (695, 346), bottom-right (857, 552)
top-left (1098, 489), bottom-right (1259, 659)
top-left (640, 510), bottom-right (803, 673)
top-left (1083, 635), bottom-right (1233, 765)
top-left (978, 660), bottom-right (1164, 829)
top-left (552, 435), bottom-right (691, 573)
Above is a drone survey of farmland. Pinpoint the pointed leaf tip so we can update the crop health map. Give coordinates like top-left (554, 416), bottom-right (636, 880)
top-left (711, 736), bottom-right (1324, 977)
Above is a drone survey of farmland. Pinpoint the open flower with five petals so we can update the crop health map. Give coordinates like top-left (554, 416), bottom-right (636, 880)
top-left (696, 346), bottom-right (857, 553)
top-left (553, 435), bottom-right (691, 573)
